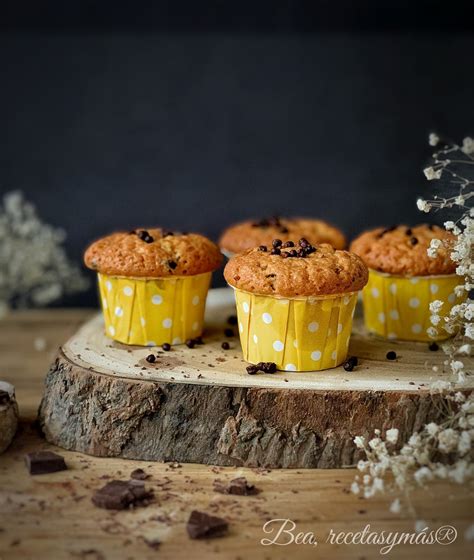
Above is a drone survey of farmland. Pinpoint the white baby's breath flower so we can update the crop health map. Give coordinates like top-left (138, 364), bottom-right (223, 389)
top-left (385, 428), bottom-right (399, 444)
top-left (425, 422), bottom-right (439, 436)
top-left (461, 136), bottom-right (474, 155)
top-left (354, 436), bottom-right (365, 449)
top-left (429, 133), bottom-right (440, 147)
top-left (389, 498), bottom-right (401, 514)
top-left (417, 198), bottom-right (431, 213)
top-left (351, 481), bottom-right (360, 494)
top-left (438, 428), bottom-right (459, 453)
top-left (424, 167), bottom-right (442, 180)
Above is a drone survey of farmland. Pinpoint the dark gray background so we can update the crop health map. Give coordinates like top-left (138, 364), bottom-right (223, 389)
top-left (1, 1), bottom-right (473, 305)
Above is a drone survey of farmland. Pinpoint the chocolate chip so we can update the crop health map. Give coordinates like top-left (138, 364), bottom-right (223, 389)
top-left (272, 239), bottom-right (282, 248)
top-left (224, 328), bottom-right (234, 337)
top-left (288, 249), bottom-right (297, 258)
top-left (186, 510), bottom-right (228, 540)
top-left (130, 468), bottom-right (150, 480)
top-left (137, 230), bottom-right (154, 243)
top-left (168, 260), bottom-right (178, 269)
top-left (258, 245), bottom-right (267, 252)
top-left (262, 362), bottom-right (277, 373)
top-left (279, 226), bottom-right (289, 234)
top-left (299, 238), bottom-right (309, 248)
top-left (386, 351), bottom-right (397, 360)
top-left (162, 343), bottom-right (171, 351)
top-left (405, 228), bottom-right (412, 236)
top-left (270, 248), bottom-right (281, 255)
top-left (221, 342), bottom-right (230, 350)
top-left (25, 451), bottom-right (67, 475)
top-left (194, 336), bottom-right (204, 345)
top-left (145, 354), bottom-right (156, 363)
top-left (91, 480), bottom-right (153, 510)
top-left (343, 356), bottom-right (358, 372)
top-left (296, 249), bottom-right (306, 258)
top-left (410, 237), bottom-right (418, 246)
top-left (429, 342), bottom-right (439, 351)
top-left (282, 241), bottom-right (294, 248)
top-left (185, 339), bottom-right (196, 349)
top-left (246, 365), bottom-right (258, 375)
top-left (162, 230), bottom-right (174, 237)
top-left (227, 315), bottom-right (238, 325)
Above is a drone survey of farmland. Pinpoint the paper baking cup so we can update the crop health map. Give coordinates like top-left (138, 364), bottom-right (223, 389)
top-left (233, 288), bottom-right (358, 372)
top-left (362, 269), bottom-right (463, 342)
top-left (97, 272), bottom-right (212, 346)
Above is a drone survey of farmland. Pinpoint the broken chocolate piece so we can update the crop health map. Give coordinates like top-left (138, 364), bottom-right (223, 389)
top-left (214, 477), bottom-right (260, 496)
top-left (25, 451), bottom-right (67, 475)
top-left (186, 510), bottom-right (228, 539)
top-left (130, 468), bottom-right (150, 480)
top-left (91, 480), bottom-right (153, 510)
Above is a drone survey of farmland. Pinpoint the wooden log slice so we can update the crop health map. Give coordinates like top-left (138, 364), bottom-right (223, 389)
top-left (39, 289), bottom-right (472, 468)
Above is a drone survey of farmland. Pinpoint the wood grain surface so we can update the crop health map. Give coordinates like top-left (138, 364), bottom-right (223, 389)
top-left (0, 307), bottom-right (473, 560)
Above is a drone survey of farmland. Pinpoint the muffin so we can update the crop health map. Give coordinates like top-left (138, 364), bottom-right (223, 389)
top-left (224, 239), bottom-right (368, 371)
top-left (350, 224), bottom-right (461, 341)
top-left (219, 216), bottom-right (346, 256)
top-left (84, 228), bottom-right (222, 346)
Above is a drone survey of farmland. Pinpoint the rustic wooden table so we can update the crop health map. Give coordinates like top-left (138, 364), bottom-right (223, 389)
top-left (0, 310), bottom-right (472, 560)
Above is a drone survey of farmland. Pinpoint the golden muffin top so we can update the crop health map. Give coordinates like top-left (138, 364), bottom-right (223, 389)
top-left (84, 228), bottom-right (222, 277)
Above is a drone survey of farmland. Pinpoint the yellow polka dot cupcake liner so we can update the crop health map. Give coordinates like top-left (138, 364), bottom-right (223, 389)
top-left (97, 272), bottom-right (212, 346)
top-left (362, 269), bottom-right (463, 342)
top-left (233, 289), bottom-right (358, 372)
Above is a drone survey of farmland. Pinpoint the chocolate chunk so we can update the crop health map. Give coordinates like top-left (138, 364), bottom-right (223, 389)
top-left (162, 343), bottom-right (171, 351)
top-left (429, 342), bottom-right (439, 351)
top-left (168, 260), bottom-right (178, 269)
top-left (405, 228), bottom-right (412, 236)
top-left (246, 365), bottom-right (258, 375)
top-left (25, 451), bottom-right (67, 475)
top-left (137, 230), bottom-right (154, 243)
top-left (185, 339), bottom-right (196, 349)
top-left (145, 354), bottom-right (156, 363)
top-left (227, 315), bottom-right (238, 325)
top-left (386, 351), bottom-right (397, 360)
top-left (186, 510), bottom-right (228, 539)
top-left (214, 476), bottom-right (260, 496)
top-left (258, 245), bottom-right (267, 252)
top-left (130, 468), bottom-right (150, 480)
top-left (262, 362), bottom-right (277, 373)
top-left (410, 237), bottom-right (418, 246)
top-left (221, 342), bottom-right (230, 350)
top-left (299, 237), bottom-right (309, 248)
top-left (224, 328), bottom-right (234, 337)
top-left (288, 249), bottom-right (297, 258)
top-left (343, 356), bottom-right (358, 372)
top-left (282, 241), bottom-right (294, 248)
top-left (91, 480), bottom-right (153, 510)
top-left (270, 248), bottom-right (281, 255)
top-left (272, 239), bottom-right (282, 248)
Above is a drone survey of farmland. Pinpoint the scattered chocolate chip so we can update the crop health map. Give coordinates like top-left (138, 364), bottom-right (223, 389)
top-left (227, 315), bottom-right (238, 325)
top-left (288, 249), bottom-right (297, 257)
top-left (214, 477), bottom-right (260, 496)
top-left (221, 342), bottom-right (230, 350)
top-left (272, 239), bottom-right (282, 248)
top-left (410, 237), bottom-right (418, 246)
top-left (130, 468), bottom-right (150, 480)
top-left (296, 249), bottom-right (306, 258)
top-left (299, 238), bottom-right (309, 248)
top-left (92, 480), bottom-right (153, 510)
top-left (145, 354), bottom-right (156, 364)
top-left (168, 260), bottom-right (178, 269)
top-left (246, 365), bottom-right (258, 375)
top-left (386, 351), bottom-right (397, 360)
top-left (186, 511), bottom-right (228, 540)
top-left (162, 343), bottom-right (171, 351)
top-left (247, 362), bottom-right (277, 374)
top-left (25, 451), bottom-right (67, 475)
top-left (258, 245), bottom-right (267, 252)
top-left (224, 328), bottom-right (234, 337)
top-left (185, 339), bottom-right (196, 349)
top-left (282, 241), bottom-right (294, 248)
top-left (343, 356), bottom-right (358, 372)
top-left (429, 342), bottom-right (439, 351)
top-left (270, 248), bottom-right (281, 255)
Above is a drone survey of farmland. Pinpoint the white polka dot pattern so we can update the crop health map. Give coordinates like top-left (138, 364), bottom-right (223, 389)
top-left (97, 272), bottom-right (211, 346)
top-left (362, 269), bottom-right (463, 342)
top-left (234, 288), bottom-right (358, 372)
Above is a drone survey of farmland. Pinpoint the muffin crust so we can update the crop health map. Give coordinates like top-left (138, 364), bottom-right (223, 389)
top-left (84, 229), bottom-right (222, 277)
top-left (224, 243), bottom-right (368, 297)
top-left (219, 217), bottom-right (346, 253)
top-left (350, 225), bottom-right (456, 276)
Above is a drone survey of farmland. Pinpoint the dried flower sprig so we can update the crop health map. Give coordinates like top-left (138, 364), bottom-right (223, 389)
top-left (353, 135), bottom-right (473, 513)
top-left (0, 191), bottom-right (88, 315)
